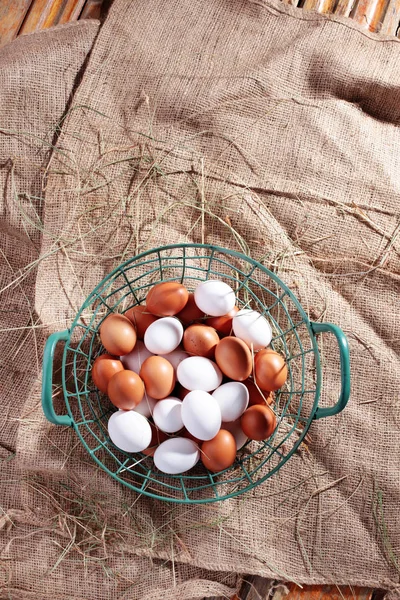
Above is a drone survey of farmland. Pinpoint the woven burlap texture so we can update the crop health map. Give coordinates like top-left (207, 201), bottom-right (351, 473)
top-left (1, 0), bottom-right (400, 598)
top-left (0, 18), bottom-right (238, 600)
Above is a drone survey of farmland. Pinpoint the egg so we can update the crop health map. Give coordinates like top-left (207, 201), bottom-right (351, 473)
top-left (142, 423), bottom-right (169, 456)
top-left (154, 437), bottom-right (200, 474)
top-left (201, 430), bottom-right (237, 473)
top-left (107, 370), bottom-right (144, 410)
top-left (125, 304), bottom-right (158, 339)
top-left (232, 309), bottom-right (272, 351)
top-left (214, 336), bottom-right (252, 381)
top-left (100, 313), bottom-right (137, 356)
top-left (254, 349), bottom-right (288, 391)
top-left (176, 292), bottom-right (205, 324)
top-left (91, 354), bottom-right (124, 393)
top-left (120, 340), bottom-right (152, 373)
top-left (140, 356), bottom-right (175, 399)
top-left (108, 410), bottom-right (152, 453)
top-left (194, 280), bottom-right (236, 317)
top-left (146, 282), bottom-right (189, 317)
top-left (161, 348), bottom-right (190, 370)
top-left (242, 378), bottom-right (274, 406)
top-left (133, 393), bottom-right (157, 418)
top-left (183, 324), bottom-right (220, 359)
top-left (240, 404), bottom-right (277, 441)
top-left (152, 397), bottom-right (183, 433)
top-left (181, 390), bottom-right (221, 440)
top-left (144, 317), bottom-right (183, 354)
top-left (205, 306), bottom-right (239, 337)
top-left (222, 420), bottom-right (248, 450)
top-left (177, 356), bottom-right (222, 392)
top-left (212, 382), bottom-right (249, 422)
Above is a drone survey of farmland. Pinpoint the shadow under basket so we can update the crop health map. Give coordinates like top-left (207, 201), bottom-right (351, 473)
top-left (42, 244), bottom-right (350, 504)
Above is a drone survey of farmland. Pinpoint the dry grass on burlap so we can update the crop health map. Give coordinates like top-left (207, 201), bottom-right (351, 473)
top-left (0, 0), bottom-right (400, 598)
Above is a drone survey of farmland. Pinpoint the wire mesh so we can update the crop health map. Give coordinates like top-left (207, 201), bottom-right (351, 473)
top-left (61, 244), bottom-right (321, 503)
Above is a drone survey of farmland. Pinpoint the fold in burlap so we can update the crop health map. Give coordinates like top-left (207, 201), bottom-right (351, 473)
top-left (1, 0), bottom-right (400, 598)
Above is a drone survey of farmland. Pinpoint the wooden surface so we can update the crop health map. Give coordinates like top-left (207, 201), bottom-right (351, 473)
top-left (80, 0), bottom-right (103, 19)
top-left (207, 580), bottom-right (377, 600)
top-left (0, 0), bottom-right (32, 45)
top-left (18, 0), bottom-right (85, 35)
top-left (0, 0), bottom-right (398, 46)
top-left (0, 0), bottom-right (112, 46)
top-left (0, 0), bottom-right (397, 599)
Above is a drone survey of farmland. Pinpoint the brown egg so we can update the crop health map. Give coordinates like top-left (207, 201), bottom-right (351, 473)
top-left (214, 336), bottom-right (252, 381)
top-left (125, 304), bottom-right (158, 339)
top-left (100, 313), bottom-right (137, 356)
top-left (139, 356), bottom-right (176, 400)
top-left (254, 349), bottom-right (288, 391)
top-left (91, 354), bottom-right (124, 394)
top-left (142, 423), bottom-right (169, 456)
top-left (176, 293), bottom-right (205, 324)
top-left (146, 282), bottom-right (189, 317)
top-left (205, 306), bottom-right (239, 337)
top-left (240, 405), bottom-right (276, 441)
top-left (242, 378), bottom-right (273, 406)
top-left (183, 324), bottom-right (220, 359)
top-left (201, 430), bottom-right (237, 473)
top-left (107, 370), bottom-right (144, 410)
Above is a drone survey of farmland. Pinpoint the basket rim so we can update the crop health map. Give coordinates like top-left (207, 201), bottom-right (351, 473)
top-left (62, 243), bottom-right (322, 504)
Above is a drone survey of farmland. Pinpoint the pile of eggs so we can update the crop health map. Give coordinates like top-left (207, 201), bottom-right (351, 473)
top-left (91, 280), bottom-right (288, 475)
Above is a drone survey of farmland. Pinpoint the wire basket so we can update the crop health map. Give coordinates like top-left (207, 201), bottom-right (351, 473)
top-left (42, 244), bottom-right (350, 504)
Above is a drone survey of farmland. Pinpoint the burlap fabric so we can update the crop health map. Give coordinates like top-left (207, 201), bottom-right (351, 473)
top-left (1, 0), bottom-right (400, 597)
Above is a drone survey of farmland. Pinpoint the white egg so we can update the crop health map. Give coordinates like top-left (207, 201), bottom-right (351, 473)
top-left (108, 410), bottom-right (151, 453)
top-left (212, 382), bottom-right (249, 422)
top-left (222, 420), bottom-right (248, 450)
top-left (194, 280), bottom-right (236, 317)
top-left (181, 390), bottom-right (221, 440)
top-left (144, 317), bottom-right (183, 354)
top-left (161, 348), bottom-right (190, 371)
top-left (152, 397), bottom-right (183, 433)
top-left (133, 393), bottom-right (157, 418)
top-left (232, 308), bottom-right (272, 350)
top-left (177, 356), bottom-right (222, 392)
top-left (120, 340), bottom-right (152, 372)
top-left (154, 437), bottom-right (200, 474)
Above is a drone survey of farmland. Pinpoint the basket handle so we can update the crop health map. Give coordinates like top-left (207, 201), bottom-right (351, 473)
top-left (42, 330), bottom-right (73, 427)
top-left (311, 322), bottom-right (350, 420)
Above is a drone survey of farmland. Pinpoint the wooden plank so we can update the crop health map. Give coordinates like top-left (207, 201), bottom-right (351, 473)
top-left (334, 0), bottom-right (357, 17)
top-left (302, 0), bottom-right (320, 10)
top-left (0, 0), bottom-right (32, 46)
top-left (207, 582), bottom-right (375, 600)
top-left (316, 0), bottom-right (338, 12)
top-left (284, 584), bottom-right (374, 600)
top-left (57, 0), bottom-right (86, 24)
top-left (19, 0), bottom-right (54, 34)
top-left (380, 0), bottom-right (400, 33)
top-left (351, 0), bottom-right (391, 30)
top-left (302, 0), bottom-right (337, 12)
top-left (80, 0), bottom-right (103, 19)
top-left (19, 0), bottom-right (85, 34)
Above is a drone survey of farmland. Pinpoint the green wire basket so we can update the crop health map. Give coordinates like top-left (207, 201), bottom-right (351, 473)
top-left (42, 244), bottom-right (350, 504)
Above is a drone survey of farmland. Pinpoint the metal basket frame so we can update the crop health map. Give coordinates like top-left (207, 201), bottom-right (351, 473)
top-left (42, 244), bottom-right (350, 504)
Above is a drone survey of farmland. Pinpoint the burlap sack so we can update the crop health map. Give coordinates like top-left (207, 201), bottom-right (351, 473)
top-left (0, 18), bottom-right (97, 506)
top-left (1, 0), bottom-right (400, 598)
